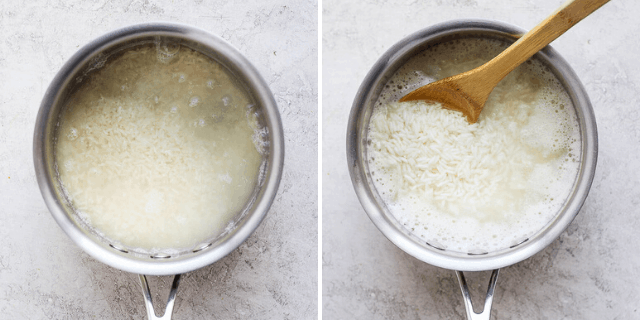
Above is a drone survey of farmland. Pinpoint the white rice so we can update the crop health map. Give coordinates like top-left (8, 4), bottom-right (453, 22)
top-left (368, 38), bottom-right (581, 253)
top-left (55, 44), bottom-right (266, 252)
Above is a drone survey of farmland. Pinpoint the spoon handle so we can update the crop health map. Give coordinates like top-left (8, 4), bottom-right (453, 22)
top-left (481, 0), bottom-right (610, 83)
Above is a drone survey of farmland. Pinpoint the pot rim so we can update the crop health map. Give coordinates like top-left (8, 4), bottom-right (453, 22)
top-left (33, 22), bottom-right (284, 276)
top-left (347, 19), bottom-right (598, 271)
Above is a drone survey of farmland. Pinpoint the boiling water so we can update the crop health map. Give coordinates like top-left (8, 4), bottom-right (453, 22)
top-left (55, 43), bottom-right (267, 252)
top-left (368, 37), bottom-right (581, 253)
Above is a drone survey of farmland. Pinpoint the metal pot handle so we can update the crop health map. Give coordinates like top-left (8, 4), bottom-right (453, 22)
top-left (455, 269), bottom-right (500, 320)
top-left (138, 274), bottom-right (182, 320)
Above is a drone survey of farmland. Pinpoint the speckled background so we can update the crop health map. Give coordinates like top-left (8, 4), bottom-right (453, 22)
top-left (323, 0), bottom-right (639, 319)
top-left (0, 0), bottom-right (317, 319)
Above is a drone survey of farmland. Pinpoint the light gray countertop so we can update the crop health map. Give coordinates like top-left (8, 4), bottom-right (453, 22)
top-left (323, 0), bottom-right (638, 319)
top-left (0, 0), bottom-right (317, 319)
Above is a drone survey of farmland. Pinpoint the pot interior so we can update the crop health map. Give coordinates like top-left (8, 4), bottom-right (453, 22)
top-left (348, 21), bottom-right (597, 271)
top-left (35, 24), bottom-right (283, 275)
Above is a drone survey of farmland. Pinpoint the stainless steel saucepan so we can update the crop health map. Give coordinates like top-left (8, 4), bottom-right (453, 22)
top-left (347, 20), bottom-right (597, 319)
top-left (34, 23), bottom-right (284, 319)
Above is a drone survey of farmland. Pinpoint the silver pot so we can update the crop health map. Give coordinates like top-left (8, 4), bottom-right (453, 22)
top-left (347, 20), bottom-right (597, 319)
top-left (33, 22), bottom-right (284, 319)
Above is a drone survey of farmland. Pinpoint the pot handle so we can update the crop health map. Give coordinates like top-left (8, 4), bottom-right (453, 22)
top-left (138, 274), bottom-right (182, 320)
top-left (455, 269), bottom-right (500, 320)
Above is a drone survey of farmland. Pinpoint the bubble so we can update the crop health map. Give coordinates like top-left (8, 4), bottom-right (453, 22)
top-left (222, 95), bottom-right (232, 106)
top-left (198, 119), bottom-right (206, 127)
top-left (207, 79), bottom-right (216, 88)
top-left (67, 128), bottom-right (78, 140)
top-left (177, 73), bottom-right (186, 83)
top-left (218, 173), bottom-right (232, 184)
top-left (154, 96), bottom-right (159, 104)
top-left (170, 106), bottom-right (178, 113)
top-left (156, 41), bottom-right (180, 64)
top-left (189, 96), bottom-right (200, 107)
top-left (64, 160), bottom-right (74, 171)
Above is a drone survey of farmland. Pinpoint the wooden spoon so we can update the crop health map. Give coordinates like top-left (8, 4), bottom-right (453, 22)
top-left (399, 0), bottom-right (610, 124)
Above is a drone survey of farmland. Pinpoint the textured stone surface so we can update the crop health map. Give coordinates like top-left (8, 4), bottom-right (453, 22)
top-left (0, 0), bottom-right (317, 319)
top-left (322, 0), bottom-right (638, 319)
